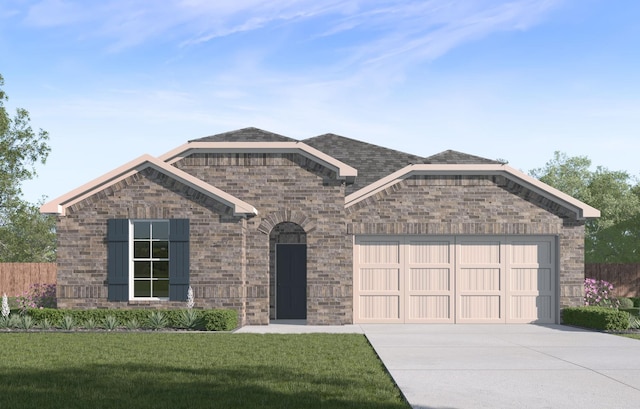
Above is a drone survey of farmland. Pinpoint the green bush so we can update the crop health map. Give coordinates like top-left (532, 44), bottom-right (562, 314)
top-left (620, 307), bottom-right (639, 316)
top-left (563, 306), bottom-right (630, 331)
top-left (24, 308), bottom-right (237, 331)
top-left (201, 309), bottom-right (238, 331)
top-left (631, 297), bottom-right (640, 308)
top-left (27, 308), bottom-right (65, 325)
top-left (617, 297), bottom-right (634, 309)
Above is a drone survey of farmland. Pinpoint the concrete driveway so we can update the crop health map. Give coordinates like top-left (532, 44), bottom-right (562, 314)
top-left (362, 324), bottom-right (640, 409)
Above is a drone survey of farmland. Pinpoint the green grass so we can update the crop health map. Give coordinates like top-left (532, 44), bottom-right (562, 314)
top-left (620, 333), bottom-right (640, 340)
top-left (0, 333), bottom-right (408, 409)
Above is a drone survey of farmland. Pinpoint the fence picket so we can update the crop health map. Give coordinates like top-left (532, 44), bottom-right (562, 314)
top-left (0, 263), bottom-right (57, 296)
top-left (585, 263), bottom-right (640, 298)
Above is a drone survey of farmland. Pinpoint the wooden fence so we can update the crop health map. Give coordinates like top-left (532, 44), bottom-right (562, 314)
top-left (0, 263), bottom-right (57, 296)
top-left (585, 263), bottom-right (640, 298)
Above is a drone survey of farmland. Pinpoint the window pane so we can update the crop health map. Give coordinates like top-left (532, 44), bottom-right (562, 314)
top-left (152, 221), bottom-right (169, 239)
top-left (134, 280), bottom-right (151, 297)
top-left (152, 241), bottom-right (169, 258)
top-left (134, 242), bottom-right (150, 258)
top-left (134, 261), bottom-right (151, 278)
top-left (153, 280), bottom-right (169, 298)
top-left (133, 221), bottom-right (151, 239)
top-left (154, 261), bottom-right (169, 278)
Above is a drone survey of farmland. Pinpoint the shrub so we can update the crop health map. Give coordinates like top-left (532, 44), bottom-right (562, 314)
top-left (18, 315), bottom-right (35, 330)
top-left (61, 315), bottom-right (75, 330)
top-left (15, 283), bottom-right (56, 311)
top-left (24, 308), bottom-right (237, 331)
top-left (201, 309), bottom-right (238, 331)
top-left (631, 297), bottom-right (640, 308)
top-left (102, 315), bottom-right (119, 331)
top-left (7, 315), bottom-right (20, 328)
top-left (617, 297), bottom-right (634, 309)
top-left (146, 311), bottom-right (168, 330)
top-left (563, 306), bottom-right (630, 331)
top-left (39, 318), bottom-right (51, 330)
top-left (27, 308), bottom-right (64, 326)
top-left (1, 293), bottom-right (9, 318)
top-left (186, 286), bottom-right (195, 309)
top-left (176, 309), bottom-right (201, 329)
top-left (621, 308), bottom-right (639, 316)
top-left (124, 318), bottom-right (140, 330)
top-left (584, 278), bottom-right (619, 308)
top-left (83, 318), bottom-right (98, 330)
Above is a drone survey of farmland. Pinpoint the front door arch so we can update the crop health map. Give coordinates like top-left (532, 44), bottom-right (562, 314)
top-left (269, 222), bottom-right (307, 320)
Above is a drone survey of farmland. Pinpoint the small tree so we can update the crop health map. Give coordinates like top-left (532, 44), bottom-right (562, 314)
top-left (0, 73), bottom-right (55, 262)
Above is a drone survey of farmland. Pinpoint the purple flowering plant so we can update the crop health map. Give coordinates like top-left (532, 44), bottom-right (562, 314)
top-left (584, 278), bottom-right (619, 308)
top-left (16, 283), bottom-right (56, 312)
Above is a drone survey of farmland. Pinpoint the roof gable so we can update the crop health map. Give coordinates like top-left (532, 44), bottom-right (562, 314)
top-left (190, 127), bottom-right (296, 143)
top-left (425, 150), bottom-right (501, 165)
top-left (345, 163), bottom-right (600, 220)
top-left (159, 141), bottom-right (358, 180)
top-left (40, 155), bottom-right (258, 216)
top-left (303, 133), bottom-right (425, 194)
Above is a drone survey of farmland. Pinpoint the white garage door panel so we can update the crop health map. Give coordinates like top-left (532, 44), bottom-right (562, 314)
top-left (354, 236), bottom-right (557, 324)
top-left (406, 239), bottom-right (454, 322)
top-left (507, 238), bottom-right (555, 323)
top-left (459, 295), bottom-right (501, 320)
top-left (354, 240), bottom-right (404, 322)
top-left (359, 295), bottom-right (400, 320)
top-left (360, 268), bottom-right (400, 291)
top-left (456, 238), bottom-right (505, 323)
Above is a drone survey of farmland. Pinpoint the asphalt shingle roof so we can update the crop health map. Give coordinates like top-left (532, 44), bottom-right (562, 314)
top-left (303, 133), bottom-right (426, 194)
top-left (190, 128), bottom-right (502, 193)
top-left (424, 150), bottom-right (501, 165)
top-left (190, 127), bottom-right (297, 143)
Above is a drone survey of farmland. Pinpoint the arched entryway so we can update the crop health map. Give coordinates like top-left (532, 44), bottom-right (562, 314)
top-left (269, 222), bottom-right (307, 320)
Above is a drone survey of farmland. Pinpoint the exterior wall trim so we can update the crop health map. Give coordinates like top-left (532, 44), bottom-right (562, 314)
top-left (345, 164), bottom-right (600, 220)
top-left (40, 154), bottom-right (258, 217)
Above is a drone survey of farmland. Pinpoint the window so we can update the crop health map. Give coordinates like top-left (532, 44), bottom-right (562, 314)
top-left (107, 219), bottom-right (190, 302)
top-left (131, 220), bottom-right (170, 299)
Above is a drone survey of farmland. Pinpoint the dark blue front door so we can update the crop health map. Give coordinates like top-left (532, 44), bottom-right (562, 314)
top-left (276, 244), bottom-right (307, 319)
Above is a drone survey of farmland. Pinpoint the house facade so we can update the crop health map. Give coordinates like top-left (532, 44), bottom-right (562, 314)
top-left (41, 128), bottom-right (599, 325)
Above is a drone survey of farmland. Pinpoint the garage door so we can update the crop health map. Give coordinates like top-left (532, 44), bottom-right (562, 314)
top-left (353, 236), bottom-right (556, 324)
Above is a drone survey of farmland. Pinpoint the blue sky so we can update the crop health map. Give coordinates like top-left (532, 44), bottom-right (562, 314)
top-left (1, 0), bottom-right (638, 204)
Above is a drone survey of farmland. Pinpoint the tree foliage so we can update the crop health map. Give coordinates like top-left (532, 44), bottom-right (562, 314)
top-left (531, 151), bottom-right (640, 263)
top-left (0, 74), bottom-right (55, 262)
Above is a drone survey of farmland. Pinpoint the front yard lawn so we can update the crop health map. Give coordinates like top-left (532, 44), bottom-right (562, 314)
top-left (0, 333), bottom-right (408, 409)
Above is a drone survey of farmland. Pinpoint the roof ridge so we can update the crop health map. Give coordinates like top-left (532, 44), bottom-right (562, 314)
top-left (424, 149), bottom-right (501, 164)
top-left (190, 127), bottom-right (297, 142)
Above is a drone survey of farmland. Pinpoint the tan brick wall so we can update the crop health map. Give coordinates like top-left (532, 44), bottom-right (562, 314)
top-left (174, 153), bottom-right (351, 325)
top-left (347, 175), bottom-right (586, 310)
top-left (56, 161), bottom-right (587, 326)
top-left (56, 168), bottom-right (248, 319)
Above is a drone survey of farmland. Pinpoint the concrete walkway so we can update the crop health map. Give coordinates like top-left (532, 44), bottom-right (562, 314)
top-left (236, 322), bottom-right (640, 409)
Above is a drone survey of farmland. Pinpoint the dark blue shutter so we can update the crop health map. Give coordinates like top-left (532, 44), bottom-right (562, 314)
top-left (107, 219), bottom-right (129, 301)
top-left (169, 219), bottom-right (190, 301)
